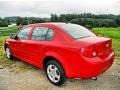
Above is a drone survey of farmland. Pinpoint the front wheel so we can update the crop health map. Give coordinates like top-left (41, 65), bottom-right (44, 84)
top-left (5, 46), bottom-right (13, 60)
top-left (45, 60), bottom-right (66, 86)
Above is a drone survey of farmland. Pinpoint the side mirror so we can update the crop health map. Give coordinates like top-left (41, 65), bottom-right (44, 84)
top-left (10, 34), bottom-right (15, 39)
top-left (14, 36), bottom-right (18, 40)
top-left (10, 34), bottom-right (18, 40)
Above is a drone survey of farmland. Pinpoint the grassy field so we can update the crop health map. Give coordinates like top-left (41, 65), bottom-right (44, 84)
top-left (0, 27), bottom-right (19, 65)
top-left (0, 27), bottom-right (33, 71)
top-left (92, 28), bottom-right (120, 60)
top-left (92, 27), bottom-right (120, 39)
top-left (0, 26), bottom-right (19, 36)
top-left (0, 27), bottom-right (120, 71)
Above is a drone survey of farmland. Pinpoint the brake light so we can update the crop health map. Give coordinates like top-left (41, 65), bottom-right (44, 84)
top-left (81, 46), bottom-right (97, 58)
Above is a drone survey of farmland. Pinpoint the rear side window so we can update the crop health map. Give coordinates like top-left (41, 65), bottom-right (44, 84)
top-left (31, 27), bottom-right (54, 40)
top-left (17, 27), bottom-right (32, 40)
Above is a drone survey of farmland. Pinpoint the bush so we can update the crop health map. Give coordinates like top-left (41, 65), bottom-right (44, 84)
top-left (85, 25), bottom-right (92, 30)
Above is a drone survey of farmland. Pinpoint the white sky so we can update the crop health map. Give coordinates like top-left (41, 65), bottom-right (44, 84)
top-left (0, 0), bottom-right (120, 17)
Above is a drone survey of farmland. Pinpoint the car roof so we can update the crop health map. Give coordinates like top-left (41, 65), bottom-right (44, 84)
top-left (28, 22), bottom-right (74, 27)
top-left (28, 22), bottom-right (74, 41)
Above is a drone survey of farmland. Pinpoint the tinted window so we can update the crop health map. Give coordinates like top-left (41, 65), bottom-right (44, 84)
top-left (32, 27), bottom-right (48, 40)
top-left (59, 24), bottom-right (96, 39)
top-left (17, 27), bottom-right (32, 40)
top-left (46, 29), bottom-right (54, 40)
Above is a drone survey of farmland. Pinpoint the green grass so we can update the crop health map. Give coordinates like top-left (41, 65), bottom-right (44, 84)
top-left (112, 38), bottom-right (120, 59)
top-left (0, 33), bottom-right (32, 72)
top-left (0, 27), bottom-right (120, 71)
top-left (0, 27), bottom-right (19, 68)
top-left (0, 26), bottom-right (19, 36)
top-left (0, 26), bottom-right (19, 66)
top-left (92, 27), bottom-right (120, 39)
top-left (0, 36), bottom-right (14, 66)
top-left (92, 27), bottom-right (120, 59)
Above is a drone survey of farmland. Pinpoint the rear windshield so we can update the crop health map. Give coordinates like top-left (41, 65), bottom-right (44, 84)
top-left (59, 24), bottom-right (96, 39)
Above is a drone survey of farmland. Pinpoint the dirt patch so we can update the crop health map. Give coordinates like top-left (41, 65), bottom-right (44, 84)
top-left (0, 60), bottom-right (120, 90)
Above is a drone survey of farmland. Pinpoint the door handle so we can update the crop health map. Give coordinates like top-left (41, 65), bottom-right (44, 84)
top-left (39, 45), bottom-right (45, 48)
top-left (22, 44), bottom-right (24, 47)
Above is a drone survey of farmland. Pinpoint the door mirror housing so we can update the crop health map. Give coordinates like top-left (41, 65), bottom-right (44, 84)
top-left (14, 36), bottom-right (18, 40)
top-left (10, 34), bottom-right (18, 40)
top-left (10, 34), bottom-right (16, 39)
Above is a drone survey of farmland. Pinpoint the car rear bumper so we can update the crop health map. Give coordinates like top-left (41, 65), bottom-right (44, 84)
top-left (67, 51), bottom-right (115, 78)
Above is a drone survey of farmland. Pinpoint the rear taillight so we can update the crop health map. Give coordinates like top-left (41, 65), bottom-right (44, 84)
top-left (81, 46), bottom-right (97, 58)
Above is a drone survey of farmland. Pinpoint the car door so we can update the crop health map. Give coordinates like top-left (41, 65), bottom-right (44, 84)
top-left (23, 26), bottom-right (54, 67)
top-left (9, 26), bottom-right (33, 60)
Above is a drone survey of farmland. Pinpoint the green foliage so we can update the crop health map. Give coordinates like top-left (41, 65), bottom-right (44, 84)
top-left (112, 38), bottom-right (120, 59)
top-left (0, 13), bottom-right (120, 27)
top-left (85, 25), bottom-right (92, 30)
top-left (0, 16), bottom-right (50, 26)
top-left (92, 27), bottom-right (120, 39)
top-left (0, 26), bottom-right (19, 36)
top-left (115, 15), bottom-right (120, 26)
top-left (51, 14), bottom-right (59, 22)
top-left (93, 28), bottom-right (120, 58)
top-left (0, 36), bottom-right (33, 71)
top-left (0, 27), bottom-right (120, 67)
top-left (0, 18), bottom-right (10, 27)
top-left (16, 17), bottom-right (46, 25)
top-left (50, 13), bottom-right (120, 27)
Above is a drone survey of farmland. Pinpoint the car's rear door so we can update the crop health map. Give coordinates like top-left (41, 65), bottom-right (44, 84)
top-left (23, 26), bottom-right (54, 67)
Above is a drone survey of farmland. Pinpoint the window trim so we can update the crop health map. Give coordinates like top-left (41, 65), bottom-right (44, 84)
top-left (31, 26), bottom-right (54, 41)
top-left (45, 28), bottom-right (54, 41)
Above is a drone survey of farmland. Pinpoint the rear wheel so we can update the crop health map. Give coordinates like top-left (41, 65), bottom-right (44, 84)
top-left (45, 60), bottom-right (66, 86)
top-left (5, 46), bottom-right (13, 60)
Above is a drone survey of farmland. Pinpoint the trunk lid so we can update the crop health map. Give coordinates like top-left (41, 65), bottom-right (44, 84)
top-left (76, 36), bottom-right (112, 56)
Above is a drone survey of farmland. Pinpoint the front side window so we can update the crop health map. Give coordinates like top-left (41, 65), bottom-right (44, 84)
top-left (17, 27), bottom-right (32, 40)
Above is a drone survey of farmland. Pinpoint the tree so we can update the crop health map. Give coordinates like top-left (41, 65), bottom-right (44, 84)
top-left (51, 14), bottom-right (59, 22)
top-left (16, 17), bottom-right (22, 25)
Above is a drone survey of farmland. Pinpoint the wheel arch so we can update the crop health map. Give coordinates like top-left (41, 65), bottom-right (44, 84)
top-left (43, 56), bottom-right (65, 71)
top-left (42, 52), bottom-right (70, 77)
top-left (43, 55), bottom-right (68, 77)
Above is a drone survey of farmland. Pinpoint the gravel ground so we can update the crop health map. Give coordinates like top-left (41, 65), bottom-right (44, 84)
top-left (0, 60), bottom-right (120, 90)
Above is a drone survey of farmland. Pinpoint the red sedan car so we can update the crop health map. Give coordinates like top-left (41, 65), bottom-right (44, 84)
top-left (4, 23), bottom-right (115, 86)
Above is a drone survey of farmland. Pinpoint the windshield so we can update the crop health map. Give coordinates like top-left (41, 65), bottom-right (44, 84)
top-left (59, 24), bottom-right (96, 39)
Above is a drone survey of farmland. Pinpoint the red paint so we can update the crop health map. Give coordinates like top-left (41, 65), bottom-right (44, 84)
top-left (5, 23), bottom-right (115, 78)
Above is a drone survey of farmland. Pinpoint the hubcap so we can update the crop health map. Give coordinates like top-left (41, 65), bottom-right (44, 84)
top-left (47, 64), bottom-right (60, 83)
top-left (5, 48), bottom-right (11, 58)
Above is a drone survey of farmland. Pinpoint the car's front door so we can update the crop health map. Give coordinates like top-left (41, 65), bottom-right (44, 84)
top-left (9, 26), bottom-right (33, 60)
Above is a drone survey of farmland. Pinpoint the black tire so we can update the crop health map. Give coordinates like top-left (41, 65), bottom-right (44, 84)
top-left (45, 60), bottom-right (66, 86)
top-left (5, 46), bottom-right (13, 60)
